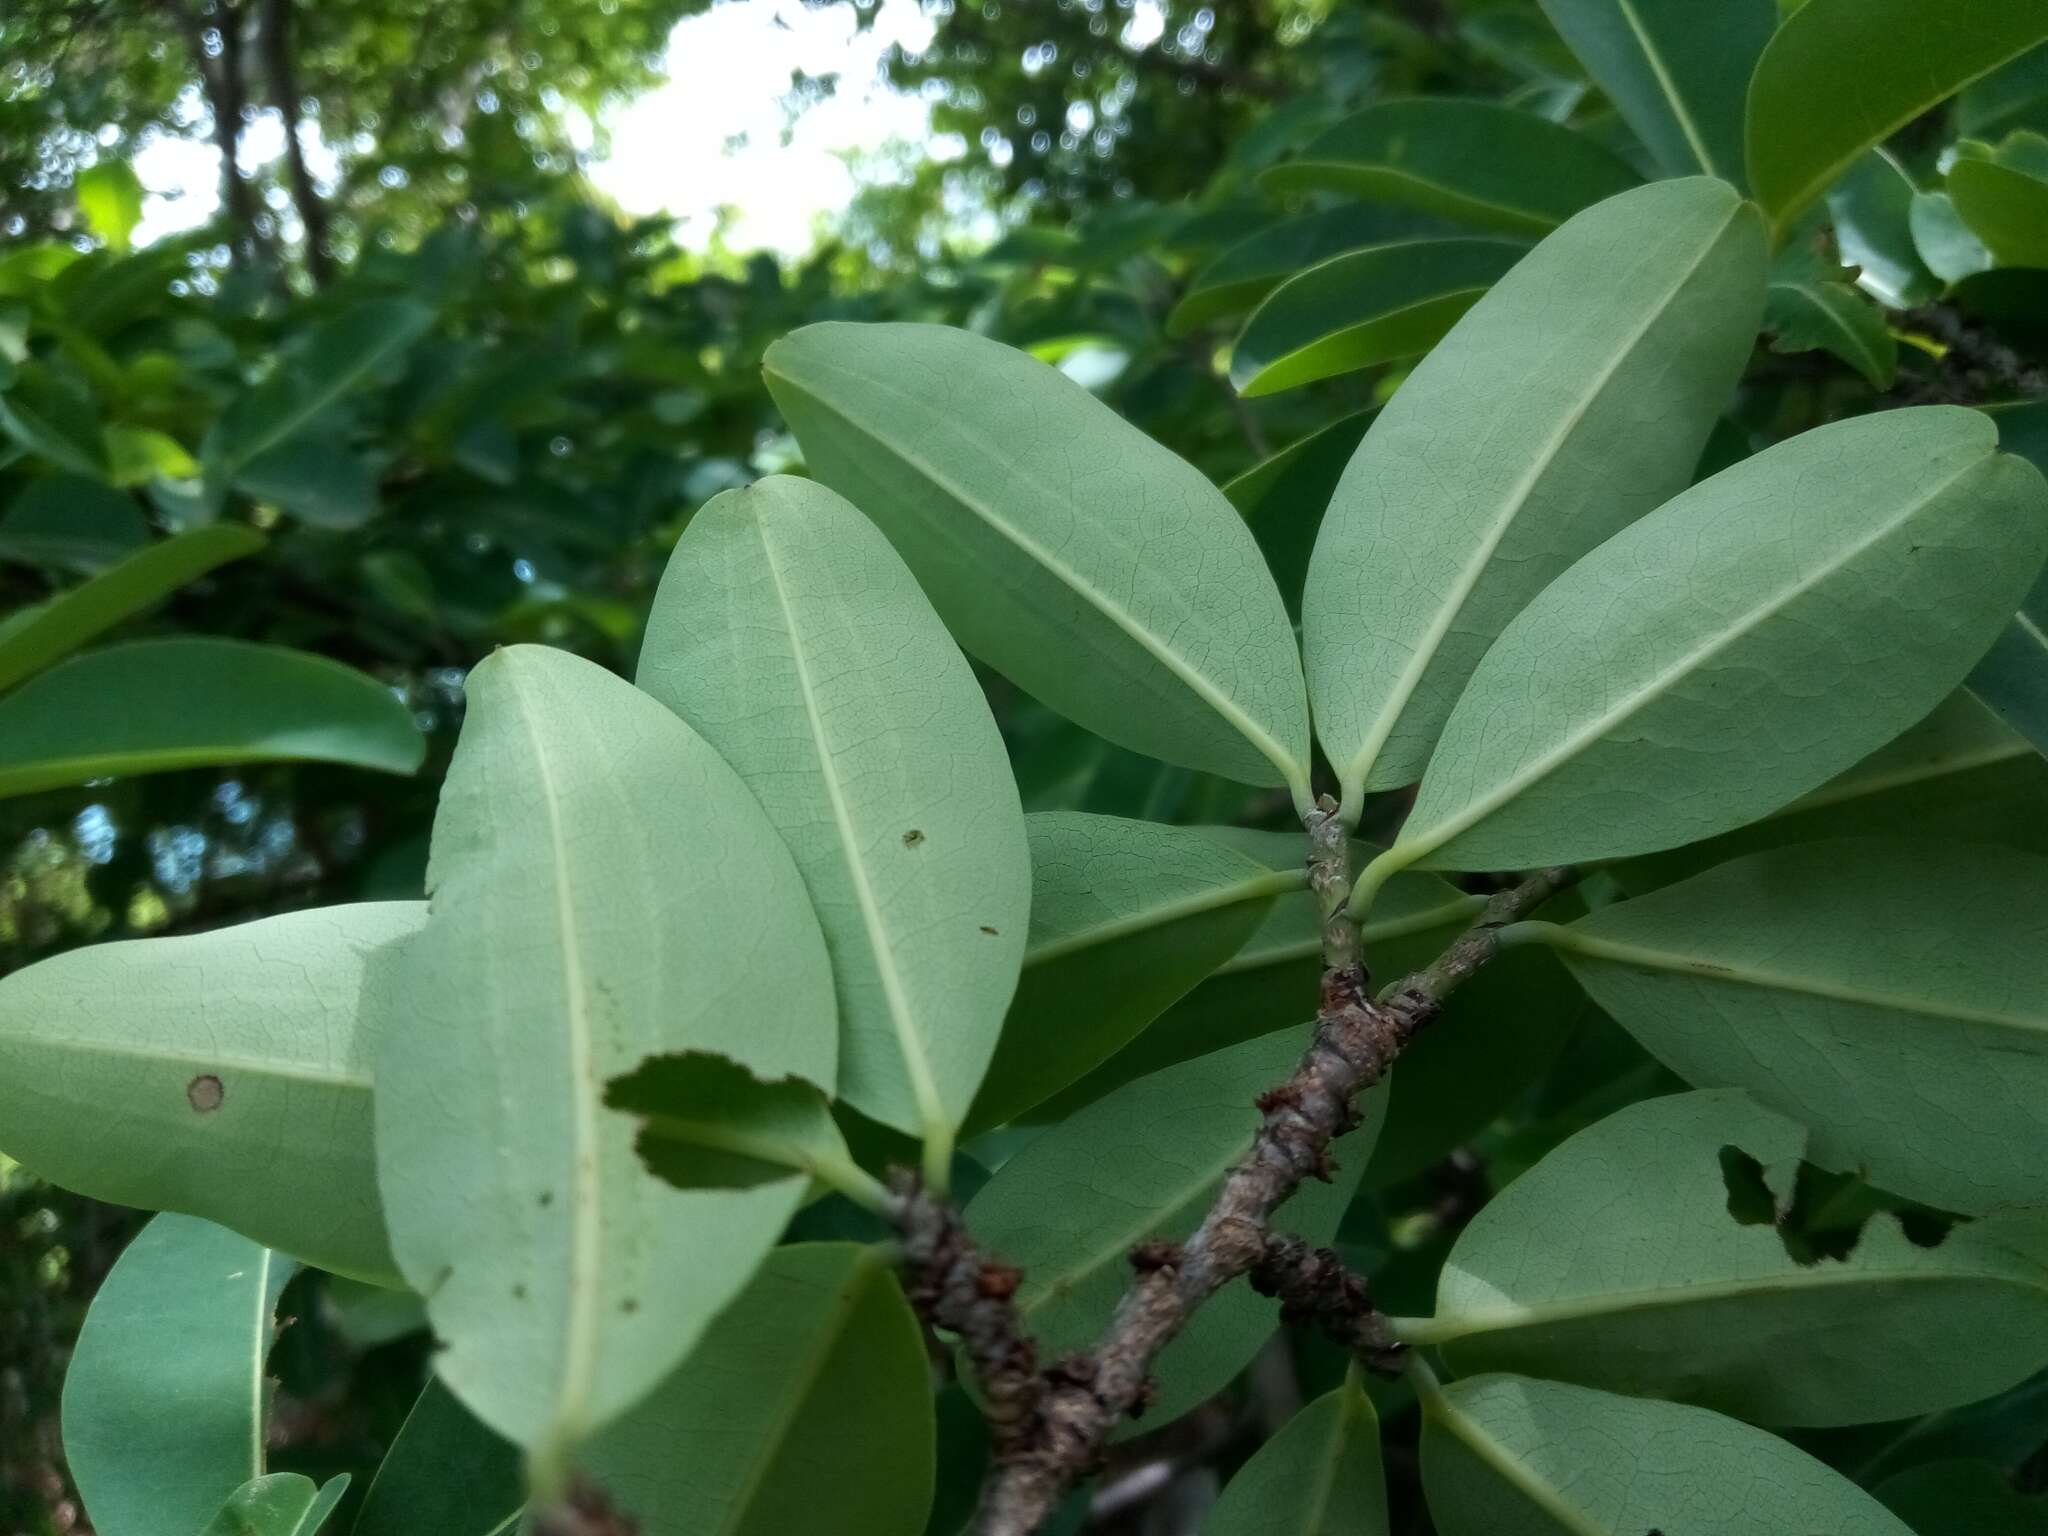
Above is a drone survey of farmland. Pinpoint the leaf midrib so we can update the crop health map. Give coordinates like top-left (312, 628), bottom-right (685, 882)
top-left (0, 1031), bottom-right (370, 1090)
top-left (1406, 450), bottom-right (1988, 859)
top-left (1026, 866), bottom-right (1302, 967)
top-left (765, 361), bottom-right (1308, 793)
top-left (1431, 1391), bottom-right (1607, 1536)
top-left (1341, 200), bottom-right (1743, 798)
top-left (1273, 161), bottom-right (1560, 234)
top-left (1615, 0), bottom-right (1721, 177)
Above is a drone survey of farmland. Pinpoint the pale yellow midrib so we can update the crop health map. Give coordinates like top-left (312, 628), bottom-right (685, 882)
top-left (767, 366), bottom-right (1307, 794)
top-left (1340, 202), bottom-right (1742, 801)
top-left (2014, 609), bottom-right (2048, 651)
top-left (1551, 929), bottom-right (2046, 1036)
top-left (1415, 1259), bottom-right (2039, 1346)
top-left (1281, 161), bottom-right (1557, 234)
top-left (503, 665), bottom-right (605, 1442)
top-left (1787, 736), bottom-right (2028, 812)
top-left (1295, 1390), bottom-right (1362, 1534)
top-left (755, 518), bottom-right (949, 1136)
top-left (1616, 0), bottom-right (1721, 177)
top-left (1433, 1394), bottom-right (1608, 1536)
top-left (248, 1248), bottom-right (275, 1478)
top-left (1025, 867), bottom-right (1303, 968)
top-left (1, 1031), bottom-right (370, 1089)
top-left (1411, 452), bottom-right (1988, 860)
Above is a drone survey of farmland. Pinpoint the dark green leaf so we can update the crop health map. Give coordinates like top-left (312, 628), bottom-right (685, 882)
top-left (1222, 410), bottom-right (1373, 621)
top-left (352, 1379), bottom-right (525, 1536)
top-left (0, 472), bottom-right (149, 572)
top-left (1208, 1381), bottom-right (1388, 1536)
top-left (1167, 207), bottom-right (1455, 335)
top-left (1765, 272), bottom-right (1898, 387)
top-left (1876, 1459), bottom-right (2047, 1536)
top-left (200, 1474), bottom-right (350, 1536)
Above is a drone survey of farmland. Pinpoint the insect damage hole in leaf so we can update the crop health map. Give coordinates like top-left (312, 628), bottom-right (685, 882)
top-left (1718, 1144), bottom-right (1959, 1268)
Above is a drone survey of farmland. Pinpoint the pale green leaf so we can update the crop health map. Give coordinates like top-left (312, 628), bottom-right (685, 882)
top-left (1261, 99), bottom-right (1641, 237)
top-left (1765, 273), bottom-right (1897, 387)
top-left (966, 812), bottom-right (1297, 1131)
top-left (1411, 1089), bottom-right (2048, 1424)
top-left (1230, 240), bottom-right (1523, 397)
top-left (583, 1244), bottom-right (935, 1536)
top-left (1421, 1373), bottom-right (1914, 1535)
top-left (965, 1028), bottom-right (1385, 1430)
top-left (1541, 839), bottom-right (2048, 1216)
top-left (1910, 190), bottom-right (1996, 283)
top-left (75, 162), bottom-right (145, 253)
top-left (637, 475), bottom-right (1029, 1141)
top-left (764, 323), bottom-right (1313, 800)
top-left (0, 638), bottom-right (426, 800)
top-left (0, 903), bottom-right (421, 1282)
top-left (1827, 150), bottom-right (1942, 308)
top-left (1168, 207), bottom-right (1455, 336)
top-left (0, 472), bottom-right (149, 572)
top-left (63, 1214), bottom-right (293, 1536)
top-left (205, 299), bottom-right (433, 473)
top-left (352, 1379), bottom-right (525, 1536)
top-left (373, 645), bottom-right (839, 1455)
top-left (1304, 178), bottom-right (1765, 804)
top-left (1536, 0), bottom-right (1776, 182)
top-left (1745, 0), bottom-right (2048, 235)
top-left (1950, 138), bottom-right (2048, 269)
top-left (104, 424), bottom-right (199, 486)
top-left (1359, 407), bottom-right (2048, 886)
top-left (1208, 1381), bottom-right (1388, 1536)
top-left (0, 524), bottom-right (263, 692)
top-left (199, 1474), bottom-right (350, 1536)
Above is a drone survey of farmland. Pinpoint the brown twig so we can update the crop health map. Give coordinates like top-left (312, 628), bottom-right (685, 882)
top-left (891, 802), bottom-right (1576, 1534)
top-left (1248, 1232), bottom-right (1406, 1374)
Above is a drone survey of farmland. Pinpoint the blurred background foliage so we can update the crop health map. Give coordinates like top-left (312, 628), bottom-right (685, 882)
top-left (5, 0), bottom-right (2048, 1530)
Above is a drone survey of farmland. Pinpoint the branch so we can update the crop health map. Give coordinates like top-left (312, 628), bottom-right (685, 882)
top-left (891, 803), bottom-right (1575, 1535)
top-left (257, 0), bottom-right (332, 285)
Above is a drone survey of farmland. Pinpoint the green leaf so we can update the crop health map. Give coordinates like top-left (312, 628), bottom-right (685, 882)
top-left (0, 359), bottom-right (108, 477)
top-left (0, 638), bottom-right (426, 799)
top-left (764, 324), bottom-right (1313, 800)
top-left (637, 475), bottom-right (1029, 1143)
top-left (1230, 239), bottom-right (1524, 397)
top-left (1876, 1459), bottom-right (2048, 1536)
top-left (1910, 190), bottom-right (1996, 282)
top-left (352, 1379), bottom-right (525, 1536)
top-left (1950, 137), bottom-right (2048, 269)
top-left (104, 424), bottom-right (199, 487)
top-left (1827, 150), bottom-right (1943, 308)
top-left (1421, 1373), bottom-right (1914, 1535)
top-left (63, 1214), bottom-right (293, 1536)
top-left (582, 1245), bottom-right (935, 1536)
top-left (1208, 1381), bottom-right (1388, 1536)
top-left (205, 299), bottom-right (433, 474)
top-left (1615, 690), bottom-right (2048, 888)
top-left (1262, 99), bottom-right (1641, 237)
top-left (200, 1475), bottom-right (351, 1536)
top-left (966, 812), bottom-right (1297, 1131)
top-left (372, 645), bottom-right (839, 1456)
top-left (965, 1028), bottom-right (1385, 1431)
top-left (1964, 41), bottom-right (2048, 137)
top-left (1536, 0), bottom-right (1775, 182)
top-left (0, 903), bottom-right (421, 1282)
top-left (1541, 838), bottom-right (2048, 1216)
top-left (75, 162), bottom-right (145, 253)
top-left (1411, 1089), bottom-right (2048, 1424)
top-left (0, 524), bottom-right (263, 693)
top-left (0, 472), bottom-right (150, 572)
top-left (607, 1051), bottom-right (875, 1199)
top-left (1745, 0), bottom-right (2048, 236)
top-left (1223, 410), bottom-right (1374, 621)
top-left (235, 437), bottom-right (379, 530)
top-left (1970, 566), bottom-right (2048, 757)
top-left (1168, 208), bottom-right (1455, 336)
top-left (1765, 271), bottom-right (1898, 387)
top-left (1357, 407), bottom-right (2048, 887)
top-left (1304, 178), bottom-right (1765, 804)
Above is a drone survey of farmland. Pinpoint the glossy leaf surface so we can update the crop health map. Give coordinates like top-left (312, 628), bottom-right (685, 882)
top-left (1304, 177), bottom-right (1765, 802)
top-left (639, 475), bottom-right (1029, 1137)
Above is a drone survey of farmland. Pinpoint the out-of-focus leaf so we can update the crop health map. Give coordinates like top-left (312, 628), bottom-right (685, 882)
top-left (1911, 190), bottom-right (1996, 282)
top-left (1827, 150), bottom-right (1942, 308)
top-left (967, 813), bottom-right (1295, 1131)
top-left (199, 1474), bottom-right (350, 1536)
top-left (0, 903), bottom-right (421, 1281)
top-left (1356, 408), bottom-right (2048, 886)
top-left (1421, 1373), bottom-right (1913, 1535)
top-left (1536, 0), bottom-right (1775, 183)
top-left (965, 1028), bottom-right (1384, 1431)
top-left (0, 473), bottom-right (149, 571)
top-left (1950, 133), bottom-right (2048, 268)
top-left (765, 323), bottom-right (1312, 799)
top-left (0, 524), bottom-right (263, 692)
top-left (1262, 99), bottom-right (1641, 237)
top-left (372, 646), bottom-right (837, 1457)
top-left (1167, 207), bottom-right (1454, 335)
top-left (1963, 42), bottom-right (2048, 138)
top-left (1542, 839), bottom-right (2048, 1216)
top-left (584, 1245), bottom-right (935, 1536)
top-left (638, 476), bottom-right (1029, 1143)
top-left (63, 1214), bottom-right (293, 1536)
top-left (104, 424), bottom-right (199, 486)
top-left (1745, 0), bottom-right (2048, 235)
top-left (352, 1379), bottom-right (525, 1536)
top-left (1304, 178), bottom-right (1764, 803)
top-left (1230, 239), bottom-right (1524, 396)
top-left (1876, 1460), bottom-right (2047, 1536)
top-left (0, 359), bottom-right (107, 477)
top-left (0, 638), bottom-right (425, 799)
top-left (235, 436), bottom-right (379, 529)
top-left (1970, 565), bottom-right (2048, 757)
top-left (1765, 269), bottom-right (1897, 387)
top-left (1207, 1380), bottom-right (1388, 1536)
top-left (75, 162), bottom-right (145, 253)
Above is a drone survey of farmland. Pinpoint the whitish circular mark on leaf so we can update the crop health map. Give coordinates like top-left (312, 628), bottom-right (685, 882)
top-left (186, 1075), bottom-right (224, 1113)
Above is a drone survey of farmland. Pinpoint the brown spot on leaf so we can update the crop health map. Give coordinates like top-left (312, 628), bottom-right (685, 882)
top-left (621, 1298), bottom-right (639, 1315)
top-left (187, 1075), bottom-right (225, 1113)
top-left (979, 925), bottom-right (999, 936)
top-left (902, 829), bottom-right (925, 848)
